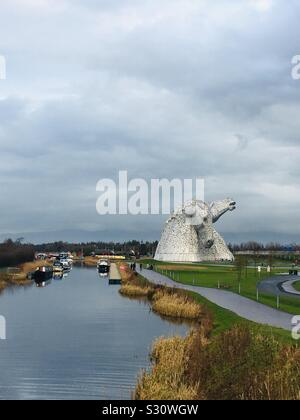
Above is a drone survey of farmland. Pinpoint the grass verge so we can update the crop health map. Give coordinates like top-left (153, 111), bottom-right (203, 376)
top-left (293, 281), bottom-right (300, 293)
top-left (124, 265), bottom-right (298, 399)
top-left (140, 259), bottom-right (300, 315)
top-left (135, 326), bottom-right (300, 400)
top-left (0, 260), bottom-right (48, 291)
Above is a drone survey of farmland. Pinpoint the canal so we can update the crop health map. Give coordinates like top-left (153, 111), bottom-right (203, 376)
top-left (0, 266), bottom-right (188, 400)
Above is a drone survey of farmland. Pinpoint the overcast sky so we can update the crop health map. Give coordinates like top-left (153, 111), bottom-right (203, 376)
top-left (0, 0), bottom-right (300, 243)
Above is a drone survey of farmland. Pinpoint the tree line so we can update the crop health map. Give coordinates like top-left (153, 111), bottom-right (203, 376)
top-left (0, 239), bottom-right (35, 268)
top-left (33, 240), bottom-right (159, 258)
top-left (228, 241), bottom-right (300, 252)
top-left (1, 238), bottom-right (299, 268)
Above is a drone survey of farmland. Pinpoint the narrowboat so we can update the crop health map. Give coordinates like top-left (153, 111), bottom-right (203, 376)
top-left (33, 266), bottom-right (53, 282)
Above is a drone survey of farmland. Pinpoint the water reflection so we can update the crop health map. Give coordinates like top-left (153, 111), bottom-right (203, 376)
top-left (34, 270), bottom-right (71, 287)
top-left (35, 279), bottom-right (52, 288)
top-left (119, 293), bottom-right (197, 327)
top-left (53, 273), bottom-right (64, 281)
top-left (0, 266), bottom-right (188, 400)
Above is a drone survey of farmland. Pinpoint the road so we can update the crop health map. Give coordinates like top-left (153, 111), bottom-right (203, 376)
top-left (258, 275), bottom-right (300, 298)
top-left (137, 267), bottom-right (297, 331)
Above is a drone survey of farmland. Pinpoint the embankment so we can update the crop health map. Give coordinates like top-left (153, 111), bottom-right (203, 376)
top-left (0, 260), bottom-right (51, 291)
top-left (119, 264), bottom-right (212, 323)
top-left (119, 264), bottom-right (300, 400)
top-left (135, 325), bottom-right (300, 400)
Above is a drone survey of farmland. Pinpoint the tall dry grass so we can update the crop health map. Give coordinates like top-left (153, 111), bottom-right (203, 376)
top-left (187, 325), bottom-right (300, 400)
top-left (0, 260), bottom-right (46, 291)
top-left (152, 289), bottom-right (203, 320)
top-left (0, 271), bottom-right (31, 290)
top-left (119, 283), bottom-right (153, 297)
top-left (0, 274), bottom-right (9, 291)
top-left (134, 333), bottom-right (199, 400)
top-left (20, 260), bottom-right (51, 274)
top-left (135, 325), bottom-right (300, 400)
top-left (119, 264), bottom-right (213, 326)
top-left (119, 264), bottom-right (155, 297)
top-left (84, 256), bottom-right (98, 267)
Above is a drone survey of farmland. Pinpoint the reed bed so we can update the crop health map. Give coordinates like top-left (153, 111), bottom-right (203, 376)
top-left (0, 276), bottom-right (8, 291)
top-left (0, 271), bottom-right (31, 291)
top-left (119, 283), bottom-right (153, 297)
top-left (119, 264), bottom-right (212, 324)
top-left (134, 333), bottom-right (199, 400)
top-left (135, 325), bottom-right (300, 400)
top-left (152, 289), bottom-right (203, 320)
top-left (118, 263), bottom-right (138, 283)
top-left (119, 264), bottom-right (155, 297)
top-left (0, 260), bottom-right (43, 291)
top-left (84, 257), bottom-right (98, 267)
top-left (20, 260), bottom-right (51, 274)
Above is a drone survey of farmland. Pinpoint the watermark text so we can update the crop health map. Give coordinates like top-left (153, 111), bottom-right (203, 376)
top-left (292, 316), bottom-right (300, 340)
top-left (291, 55), bottom-right (300, 80)
top-left (0, 55), bottom-right (6, 80)
top-left (96, 171), bottom-right (204, 216)
top-left (0, 316), bottom-right (6, 340)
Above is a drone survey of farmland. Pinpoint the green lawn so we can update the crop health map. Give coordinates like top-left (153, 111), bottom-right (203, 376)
top-left (189, 291), bottom-right (293, 345)
top-left (293, 281), bottom-right (300, 293)
top-left (136, 273), bottom-right (294, 345)
top-left (140, 259), bottom-right (300, 315)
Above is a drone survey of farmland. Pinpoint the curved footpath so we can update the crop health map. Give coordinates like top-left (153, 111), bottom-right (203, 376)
top-left (136, 267), bottom-right (297, 331)
top-left (258, 275), bottom-right (300, 298)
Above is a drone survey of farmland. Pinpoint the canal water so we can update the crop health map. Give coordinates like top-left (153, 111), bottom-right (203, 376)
top-left (0, 266), bottom-right (188, 400)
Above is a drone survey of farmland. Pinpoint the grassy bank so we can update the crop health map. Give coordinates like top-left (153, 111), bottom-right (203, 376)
top-left (0, 260), bottom-right (48, 292)
top-left (293, 281), bottom-right (300, 293)
top-left (135, 326), bottom-right (300, 400)
top-left (152, 289), bottom-right (203, 320)
top-left (120, 264), bottom-right (292, 343)
top-left (119, 283), bottom-right (152, 297)
top-left (140, 259), bottom-right (300, 315)
top-left (0, 271), bottom-right (31, 291)
top-left (119, 264), bottom-right (213, 322)
top-left (120, 265), bottom-right (298, 399)
top-left (83, 256), bottom-right (98, 267)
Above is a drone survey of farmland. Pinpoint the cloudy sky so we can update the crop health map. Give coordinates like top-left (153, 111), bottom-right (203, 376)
top-left (0, 0), bottom-right (300, 243)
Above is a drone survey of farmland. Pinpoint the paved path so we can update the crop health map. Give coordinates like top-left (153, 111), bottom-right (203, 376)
top-left (258, 275), bottom-right (300, 299)
top-left (282, 280), bottom-right (300, 295)
top-left (137, 267), bottom-right (296, 331)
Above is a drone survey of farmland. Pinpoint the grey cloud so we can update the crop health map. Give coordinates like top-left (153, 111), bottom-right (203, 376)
top-left (0, 0), bottom-right (299, 241)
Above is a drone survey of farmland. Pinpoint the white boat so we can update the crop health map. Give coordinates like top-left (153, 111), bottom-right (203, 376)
top-left (60, 259), bottom-right (71, 270)
top-left (53, 261), bottom-right (64, 273)
top-left (97, 260), bottom-right (110, 276)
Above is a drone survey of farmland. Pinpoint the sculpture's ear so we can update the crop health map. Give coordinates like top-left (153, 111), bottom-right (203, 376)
top-left (209, 201), bottom-right (223, 223)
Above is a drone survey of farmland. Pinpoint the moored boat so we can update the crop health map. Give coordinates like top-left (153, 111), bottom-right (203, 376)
top-left (60, 259), bottom-right (71, 271)
top-left (53, 261), bottom-right (64, 273)
top-left (33, 266), bottom-right (53, 282)
top-left (97, 260), bottom-right (110, 276)
top-left (35, 279), bottom-right (52, 288)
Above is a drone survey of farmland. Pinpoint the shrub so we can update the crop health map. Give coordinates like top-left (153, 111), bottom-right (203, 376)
top-left (135, 326), bottom-right (300, 400)
top-left (186, 326), bottom-right (300, 400)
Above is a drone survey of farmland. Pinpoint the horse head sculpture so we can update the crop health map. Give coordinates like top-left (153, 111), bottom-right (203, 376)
top-left (155, 198), bottom-right (236, 262)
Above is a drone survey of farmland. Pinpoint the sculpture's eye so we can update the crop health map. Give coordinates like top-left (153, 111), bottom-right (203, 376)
top-left (203, 217), bottom-right (208, 222)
